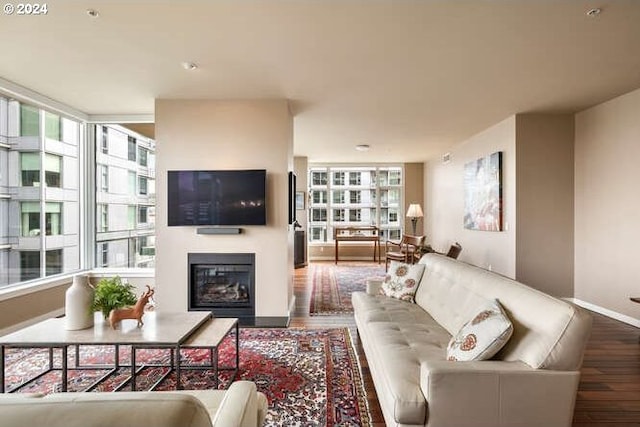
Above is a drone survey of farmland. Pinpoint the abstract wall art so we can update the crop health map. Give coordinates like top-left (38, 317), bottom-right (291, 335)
top-left (463, 151), bottom-right (503, 231)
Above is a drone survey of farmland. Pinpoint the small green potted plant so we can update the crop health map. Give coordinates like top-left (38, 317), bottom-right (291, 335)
top-left (91, 276), bottom-right (138, 319)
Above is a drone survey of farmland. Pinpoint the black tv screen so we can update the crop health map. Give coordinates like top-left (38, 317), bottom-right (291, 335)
top-left (168, 169), bottom-right (266, 226)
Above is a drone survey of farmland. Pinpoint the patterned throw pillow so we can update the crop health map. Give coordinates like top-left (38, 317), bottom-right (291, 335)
top-left (379, 261), bottom-right (425, 303)
top-left (446, 299), bottom-right (513, 361)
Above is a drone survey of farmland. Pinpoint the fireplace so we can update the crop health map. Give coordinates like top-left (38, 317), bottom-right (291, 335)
top-left (188, 253), bottom-right (255, 322)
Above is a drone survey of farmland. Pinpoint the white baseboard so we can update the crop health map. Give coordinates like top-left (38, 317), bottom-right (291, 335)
top-left (0, 307), bottom-right (65, 336)
top-left (565, 298), bottom-right (640, 328)
top-left (288, 295), bottom-right (296, 317)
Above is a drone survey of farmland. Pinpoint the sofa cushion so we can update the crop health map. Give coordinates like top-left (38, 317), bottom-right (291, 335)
top-left (380, 261), bottom-right (425, 303)
top-left (446, 299), bottom-right (513, 361)
top-left (352, 291), bottom-right (451, 424)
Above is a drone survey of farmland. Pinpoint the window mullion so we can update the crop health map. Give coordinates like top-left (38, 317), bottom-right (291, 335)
top-left (327, 167), bottom-right (332, 242)
top-left (39, 109), bottom-right (46, 277)
top-left (81, 122), bottom-right (93, 270)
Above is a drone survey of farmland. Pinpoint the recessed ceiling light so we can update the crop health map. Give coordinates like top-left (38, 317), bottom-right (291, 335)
top-left (355, 144), bottom-right (370, 152)
top-left (181, 62), bottom-right (198, 71)
top-left (586, 8), bottom-right (602, 17)
top-left (86, 9), bottom-right (99, 18)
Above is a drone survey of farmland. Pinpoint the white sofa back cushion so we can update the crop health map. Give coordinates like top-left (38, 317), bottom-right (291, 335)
top-left (415, 254), bottom-right (591, 370)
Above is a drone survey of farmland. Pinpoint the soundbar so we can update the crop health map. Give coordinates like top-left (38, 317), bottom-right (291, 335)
top-left (196, 227), bottom-right (243, 235)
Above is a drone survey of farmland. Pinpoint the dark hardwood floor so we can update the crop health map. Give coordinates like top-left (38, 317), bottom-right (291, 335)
top-left (290, 262), bottom-right (640, 427)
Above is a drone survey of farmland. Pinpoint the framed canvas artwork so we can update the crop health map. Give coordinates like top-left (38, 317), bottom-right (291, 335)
top-left (464, 151), bottom-right (503, 231)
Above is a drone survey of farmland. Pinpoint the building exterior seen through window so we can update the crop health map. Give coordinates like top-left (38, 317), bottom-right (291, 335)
top-left (0, 94), bottom-right (157, 289)
top-left (95, 124), bottom-right (156, 269)
top-left (0, 96), bottom-right (81, 286)
top-left (308, 166), bottom-right (403, 243)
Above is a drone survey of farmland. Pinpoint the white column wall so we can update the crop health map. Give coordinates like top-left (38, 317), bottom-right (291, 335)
top-left (154, 99), bottom-right (293, 319)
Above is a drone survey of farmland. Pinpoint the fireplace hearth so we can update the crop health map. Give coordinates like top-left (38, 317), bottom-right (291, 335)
top-left (188, 253), bottom-right (255, 323)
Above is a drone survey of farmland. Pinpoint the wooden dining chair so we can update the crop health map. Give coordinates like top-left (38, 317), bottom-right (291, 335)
top-left (385, 234), bottom-right (425, 271)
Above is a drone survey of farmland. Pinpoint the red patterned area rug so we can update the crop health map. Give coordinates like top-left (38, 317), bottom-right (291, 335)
top-left (4, 327), bottom-right (371, 427)
top-left (310, 262), bottom-right (386, 316)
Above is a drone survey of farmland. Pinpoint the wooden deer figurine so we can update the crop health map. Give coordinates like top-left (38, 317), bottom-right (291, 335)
top-left (109, 285), bottom-right (155, 329)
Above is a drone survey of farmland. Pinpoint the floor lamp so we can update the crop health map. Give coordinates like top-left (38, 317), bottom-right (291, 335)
top-left (406, 204), bottom-right (423, 235)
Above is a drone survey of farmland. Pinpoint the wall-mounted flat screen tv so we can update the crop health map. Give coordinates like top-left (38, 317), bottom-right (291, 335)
top-left (168, 169), bottom-right (267, 226)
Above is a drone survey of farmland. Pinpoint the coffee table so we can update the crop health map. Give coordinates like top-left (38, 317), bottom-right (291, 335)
top-left (0, 311), bottom-right (218, 393)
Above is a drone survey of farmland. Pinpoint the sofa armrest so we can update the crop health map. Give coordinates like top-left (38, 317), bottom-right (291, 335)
top-left (420, 360), bottom-right (580, 427)
top-left (211, 381), bottom-right (265, 427)
top-left (366, 278), bottom-right (383, 295)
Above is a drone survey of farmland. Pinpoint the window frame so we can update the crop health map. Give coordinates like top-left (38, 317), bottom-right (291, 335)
top-left (307, 164), bottom-right (404, 245)
top-left (0, 86), bottom-right (154, 296)
top-left (138, 176), bottom-right (148, 195)
top-left (138, 146), bottom-right (148, 167)
top-left (138, 206), bottom-right (148, 224)
top-left (44, 153), bottom-right (62, 188)
top-left (127, 136), bottom-right (137, 161)
top-left (101, 126), bottom-right (108, 154)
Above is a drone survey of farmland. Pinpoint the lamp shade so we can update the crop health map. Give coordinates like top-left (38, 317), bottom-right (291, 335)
top-left (406, 203), bottom-right (424, 218)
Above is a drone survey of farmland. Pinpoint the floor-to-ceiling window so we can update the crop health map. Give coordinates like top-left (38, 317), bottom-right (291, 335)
top-left (94, 124), bottom-right (156, 269)
top-left (308, 165), bottom-right (403, 244)
top-left (1, 88), bottom-right (157, 289)
top-left (0, 95), bottom-right (81, 287)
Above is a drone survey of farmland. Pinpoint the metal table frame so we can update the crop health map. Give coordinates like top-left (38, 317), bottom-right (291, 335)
top-left (173, 317), bottom-right (240, 390)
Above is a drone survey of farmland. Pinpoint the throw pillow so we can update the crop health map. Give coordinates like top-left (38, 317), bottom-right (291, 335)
top-left (379, 261), bottom-right (425, 303)
top-left (446, 299), bottom-right (513, 361)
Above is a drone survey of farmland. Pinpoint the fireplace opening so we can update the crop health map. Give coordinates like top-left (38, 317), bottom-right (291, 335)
top-left (188, 253), bottom-right (255, 321)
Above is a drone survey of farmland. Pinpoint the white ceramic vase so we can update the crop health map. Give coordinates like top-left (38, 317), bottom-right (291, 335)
top-left (65, 275), bottom-right (94, 330)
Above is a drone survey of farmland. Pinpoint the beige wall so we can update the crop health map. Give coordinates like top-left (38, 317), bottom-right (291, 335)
top-left (0, 285), bottom-right (67, 332)
top-left (515, 114), bottom-right (574, 297)
top-left (425, 114), bottom-right (576, 295)
top-left (575, 88), bottom-right (640, 319)
top-left (154, 99), bottom-right (294, 319)
top-left (425, 116), bottom-right (517, 277)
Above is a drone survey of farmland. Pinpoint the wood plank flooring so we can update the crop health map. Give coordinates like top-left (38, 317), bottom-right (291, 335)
top-left (290, 262), bottom-right (640, 426)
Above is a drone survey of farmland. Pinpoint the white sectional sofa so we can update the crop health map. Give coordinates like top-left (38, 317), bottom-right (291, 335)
top-left (352, 253), bottom-right (592, 427)
top-left (0, 380), bottom-right (267, 427)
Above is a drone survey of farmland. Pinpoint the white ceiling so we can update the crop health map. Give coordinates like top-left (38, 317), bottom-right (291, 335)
top-left (1, 1), bottom-right (639, 163)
